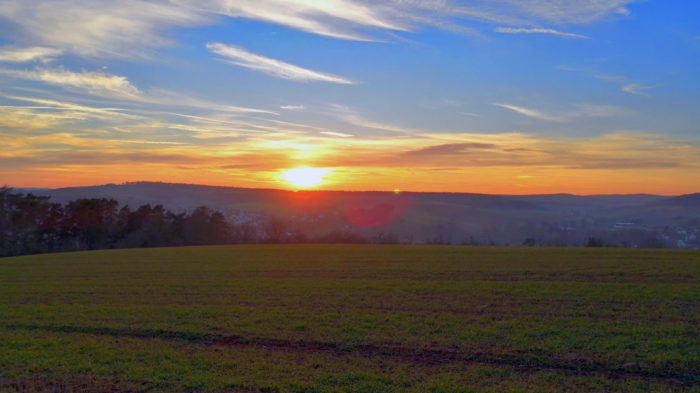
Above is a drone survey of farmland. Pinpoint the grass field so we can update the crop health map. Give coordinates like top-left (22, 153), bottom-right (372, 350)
top-left (0, 245), bottom-right (698, 392)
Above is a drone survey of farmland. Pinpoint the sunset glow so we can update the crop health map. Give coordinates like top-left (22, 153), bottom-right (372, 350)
top-left (2, 3), bottom-right (698, 389)
top-left (0, 1), bottom-right (696, 195)
top-left (282, 168), bottom-right (329, 188)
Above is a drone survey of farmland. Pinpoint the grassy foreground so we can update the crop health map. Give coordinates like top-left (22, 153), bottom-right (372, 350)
top-left (0, 245), bottom-right (698, 392)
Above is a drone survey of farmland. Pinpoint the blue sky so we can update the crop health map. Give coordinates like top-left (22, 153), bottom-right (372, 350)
top-left (0, 0), bottom-right (698, 194)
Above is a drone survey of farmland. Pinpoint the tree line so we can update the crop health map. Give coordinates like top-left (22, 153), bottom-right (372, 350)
top-left (1, 187), bottom-right (679, 257)
top-left (0, 187), bottom-right (385, 258)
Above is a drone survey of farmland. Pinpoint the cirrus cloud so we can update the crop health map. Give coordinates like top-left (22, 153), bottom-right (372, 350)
top-left (493, 103), bottom-right (627, 122)
top-left (0, 46), bottom-right (63, 63)
top-left (207, 43), bottom-right (356, 84)
top-left (0, 67), bottom-right (141, 99)
top-left (0, 0), bottom-right (209, 58)
top-left (494, 27), bottom-right (587, 39)
top-left (0, 0), bottom-right (639, 59)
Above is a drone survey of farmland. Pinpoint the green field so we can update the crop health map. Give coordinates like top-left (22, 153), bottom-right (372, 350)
top-left (0, 245), bottom-right (698, 392)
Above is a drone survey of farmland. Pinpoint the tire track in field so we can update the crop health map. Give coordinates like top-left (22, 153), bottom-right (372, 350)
top-left (5, 323), bottom-right (696, 386)
top-left (238, 302), bottom-right (697, 324)
top-left (7, 297), bottom-right (696, 324)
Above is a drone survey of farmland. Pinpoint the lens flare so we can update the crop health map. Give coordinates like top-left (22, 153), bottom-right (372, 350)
top-left (282, 167), bottom-right (328, 188)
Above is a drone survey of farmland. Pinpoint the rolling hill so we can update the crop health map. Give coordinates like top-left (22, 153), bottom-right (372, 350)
top-left (17, 182), bottom-right (700, 248)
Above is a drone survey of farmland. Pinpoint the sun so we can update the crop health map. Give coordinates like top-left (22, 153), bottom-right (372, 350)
top-left (281, 167), bottom-right (329, 188)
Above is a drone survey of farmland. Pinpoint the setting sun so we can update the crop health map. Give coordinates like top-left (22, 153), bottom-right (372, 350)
top-left (282, 168), bottom-right (329, 188)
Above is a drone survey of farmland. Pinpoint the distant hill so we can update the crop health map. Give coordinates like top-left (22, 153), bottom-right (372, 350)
top-left (16, 182), bottom-right (700, 248)
top-left (648, 193), bottom-right (700, 209)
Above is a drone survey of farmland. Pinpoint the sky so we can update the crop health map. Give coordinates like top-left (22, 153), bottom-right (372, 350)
top-left (0, 0), bottom-right (698, 195)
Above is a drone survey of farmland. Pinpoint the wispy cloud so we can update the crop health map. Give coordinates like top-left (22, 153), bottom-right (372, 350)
top-left (143, 89), bottom-right (278, 115)
top-left (495, 27), bottom-right (587, 39)
top-left (621, 83), bottom-right (655, 97)
top-left (403, 142), bottom-right (497, 157)
top-left (0, 46), bottom-right (62, 63)
top-left (2, 94), bottom-right (142, 122)
top-left (321, 131), bottom-right (353, 138)
top-left (207, 43), bottom-right (355, 84)
top-left (1, 90), bottom-right (696, 194)
top-left (179, 0), bottom-right (407, 41)
top-left (330, 104), bottom-right (426, 137)
top-left (193, 0), bottom-right (638, 39)
top-left (280, 105), bottom-right (306, 111)
top-left (559, 66), bottom-right (655, 97)
top-left (0, 106), bottom-right (86, 131)
top-left (0, 67), bottom-right (141, 99)
top-left (0, 0), bottom-right (639, 59)
top-left (493, 103), bottom-right (627, 122)
top-left (493, 103), bottom-right (561, 121)
top-left (312, 132), bottom-right (699, 174)
top-left (0, 1), bottom-right (208, 58)
top-left (505, 0), bottom-right (637, 24)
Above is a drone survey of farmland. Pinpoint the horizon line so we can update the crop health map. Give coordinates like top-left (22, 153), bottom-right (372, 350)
top-left (7, 181), bottom-right (698, 198)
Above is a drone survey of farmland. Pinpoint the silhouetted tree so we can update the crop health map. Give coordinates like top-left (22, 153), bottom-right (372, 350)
top-left (0, 188), bottom-right (63, 256)
top-left (263, 217), bottom-right (287, 243)
top-left (0, 190), bottom-right (238, 257)
top-left (231, 221), bottom-right (258, 244)
top-left (64, 199), bottom-right (119, 250)
top-left (183, 206), bottom-right (230, 245)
